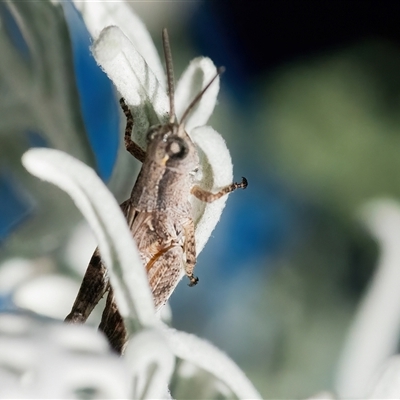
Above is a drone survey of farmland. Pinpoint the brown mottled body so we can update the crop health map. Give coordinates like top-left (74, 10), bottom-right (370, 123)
top-left (65, 29), bottom-right (247, 354)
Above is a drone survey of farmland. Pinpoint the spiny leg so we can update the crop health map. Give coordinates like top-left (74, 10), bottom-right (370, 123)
top-left (183, 219), bottom-right (198, 286)
top-left (191, 177), bottom-right (248, 203)
top-left (119, 97), bottom-right (146, 162)
top-left (98, 286), bottom-right (127, 355)
top-left (65, 248), bottom-right (108, 324)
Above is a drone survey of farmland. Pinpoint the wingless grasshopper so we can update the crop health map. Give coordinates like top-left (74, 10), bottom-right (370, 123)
top-left (65, 29), bottom-right (247, 354)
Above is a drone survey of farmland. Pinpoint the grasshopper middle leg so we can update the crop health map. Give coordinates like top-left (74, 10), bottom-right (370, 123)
top-left (191, 177), bottom-right (248, 203)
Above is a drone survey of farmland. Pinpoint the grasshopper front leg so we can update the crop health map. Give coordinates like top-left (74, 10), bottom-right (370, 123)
top-left (120, 97), bottom-right (146, 162)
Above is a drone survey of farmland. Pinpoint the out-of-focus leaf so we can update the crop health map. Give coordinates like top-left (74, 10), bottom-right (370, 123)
top-left (164, 327), bottom-right (262, 399)
top-left (0, 313), bottom-right (130, 399)
top-left (124, 329), bottom-right (174, 400)
top-left (0, 1), bottom-right (96, 258)
top-left (22, 147), bottom-right (157, 327)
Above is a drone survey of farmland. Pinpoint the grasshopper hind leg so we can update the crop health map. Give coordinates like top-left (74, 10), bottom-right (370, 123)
top-left (98, 286), bottom-right (127, 354)
top-left (98, 246), bottom-right (187, 354)
top-left (64, 248), bottom-right (108, 324)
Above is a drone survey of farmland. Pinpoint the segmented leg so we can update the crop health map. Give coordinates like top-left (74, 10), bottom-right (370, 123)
top-left (98, 286), bottom-right (127, 354)
top-left (119, 97), bottom-right (146, 162)
top-left (183, 219), bottom-right (198, 286)
top-left (64, 248), bottom-right (109, 323)
top-left (191, 177), bottom-right (248, 203)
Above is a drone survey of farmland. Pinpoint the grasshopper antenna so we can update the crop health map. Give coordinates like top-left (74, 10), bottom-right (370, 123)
top-left (180, 66), bottom-right (225, 126)
top-left (162, 28), bottom-right (176, 124)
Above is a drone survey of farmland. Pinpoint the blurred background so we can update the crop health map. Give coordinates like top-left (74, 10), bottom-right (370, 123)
top-left (2, 1), bottom-right (400, 398)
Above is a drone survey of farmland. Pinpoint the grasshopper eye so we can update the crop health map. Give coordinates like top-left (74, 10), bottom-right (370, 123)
top-left (146, 125), bottom-right (162, 143)
top-left (167, 137), bottom-right (188, 159)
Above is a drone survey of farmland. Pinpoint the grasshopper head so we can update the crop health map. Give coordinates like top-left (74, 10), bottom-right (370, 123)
top-left (145, 122), bottom-right (199, 174)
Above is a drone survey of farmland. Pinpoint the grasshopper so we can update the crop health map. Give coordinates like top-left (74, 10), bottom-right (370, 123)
top-left (65, 29), bottom-right (247, 354)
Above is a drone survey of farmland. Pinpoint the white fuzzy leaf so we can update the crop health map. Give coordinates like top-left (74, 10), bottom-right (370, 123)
top-left (72, 0), bottom-right (165, 85)
top-left (124, 329), bottom-right (174, 400)
top-left (175, 57), bottom-right (219, 133)
top-left (336, 199), bottom-right (400, 398)
top-left (368, 356), bottom-right (400, 399)
top-left (163, 327), bottom-right (261, 400)
top-left (21, 148), bottom-right (156, 330)
top-left (190, 126), bottom-right (234, 253)
top-left (92, 26), bottom-right (169, 149)
top-left (0, 314), bottom-right (130, 399)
